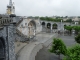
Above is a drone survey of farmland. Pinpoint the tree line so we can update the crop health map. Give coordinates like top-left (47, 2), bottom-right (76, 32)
top-left (64, 25), bottom-right (80, 35)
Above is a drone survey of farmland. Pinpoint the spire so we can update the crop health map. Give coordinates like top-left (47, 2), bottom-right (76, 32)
top-left (9, 0), bottom-right (12, 6)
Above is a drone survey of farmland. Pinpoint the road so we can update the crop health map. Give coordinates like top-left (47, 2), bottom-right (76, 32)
top-left (35, 35), bottom-right (76, 60)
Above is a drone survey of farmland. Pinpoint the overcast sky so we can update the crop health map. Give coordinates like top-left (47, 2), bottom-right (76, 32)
top-left (0, 0), bottom-right (80, 16)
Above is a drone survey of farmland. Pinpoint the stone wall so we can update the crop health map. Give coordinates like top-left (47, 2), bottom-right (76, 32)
top-left (0, 24), bottom-right (15, 60)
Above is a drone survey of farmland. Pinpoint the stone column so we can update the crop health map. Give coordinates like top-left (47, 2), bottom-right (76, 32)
top-left (45, 23), bottom-right (47, 32)
top-left (51, 24), bottom-right (52, 33)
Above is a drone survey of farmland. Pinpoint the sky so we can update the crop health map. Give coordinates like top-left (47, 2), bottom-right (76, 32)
top-left (0, 0), bottom-right (80, 16)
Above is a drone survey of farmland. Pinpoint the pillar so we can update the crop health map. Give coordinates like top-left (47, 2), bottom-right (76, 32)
top-left (45, 23), bottom-right (47, 32)
top-left (51, 24), bottom-right (52, 33)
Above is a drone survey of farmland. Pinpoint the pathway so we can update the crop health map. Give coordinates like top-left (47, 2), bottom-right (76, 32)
top-left (16, 33), bottom-right (57, 60)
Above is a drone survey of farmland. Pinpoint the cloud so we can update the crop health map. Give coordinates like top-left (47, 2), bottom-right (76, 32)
top-left (0, 0), bottom-right (80, 16)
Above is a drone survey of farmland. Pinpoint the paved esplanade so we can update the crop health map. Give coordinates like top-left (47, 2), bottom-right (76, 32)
top-left (35, 35), bottom-right (76, 60)
top-left (17, 33), bottom-right (58, 60)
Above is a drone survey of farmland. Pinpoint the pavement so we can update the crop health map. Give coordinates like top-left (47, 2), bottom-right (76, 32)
top-left (15, 42), bottom-right (27, 54)
top-left (35, 35), bottom-right (77, 60)
top-left (16, 33), bottom-right (57, 60)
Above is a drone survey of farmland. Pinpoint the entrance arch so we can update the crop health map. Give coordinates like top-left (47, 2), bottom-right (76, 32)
top-left (52, 23), bottom-right (58, 29)
top-left (28, 20), bottom-right (36, 38)
top-left (0, 37), bottom-right (5, 60)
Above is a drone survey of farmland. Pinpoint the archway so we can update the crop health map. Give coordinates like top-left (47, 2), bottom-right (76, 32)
top-left (41, 22), bottom-right (46, 32)
top-left (41, 22), bottom-right (45, 26)
top-left (64, 24), bottom-right (66, 27)
top-left (64, 24), bottom-right (66, 29)
top-left (0, 37), bottom-right (5, 60)
top-left (28, 20), bottom-right (36, 38)
top-left (52, 23), bottom-right (58, 29)
top-left (46, 23), bottom-right (51, 32)
top-left (47, 23), bottom-right (51, 29)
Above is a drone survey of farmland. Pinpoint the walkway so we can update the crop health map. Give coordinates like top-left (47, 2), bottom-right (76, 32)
top-left (35, 35), bottom-right (76, 60)
top-left (16, 33), bottom-right (58, 60)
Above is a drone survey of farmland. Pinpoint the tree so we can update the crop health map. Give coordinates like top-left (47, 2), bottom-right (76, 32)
top-left (75, 33), bottom-right (80, 44)
top-left (66, 19), bottom-right (72, 23)
top-left (73, 26), bottom-right (80, 35)
top-left (64, 26), bottom-right (73, 35)
top-left (34, 16), bottom-right (39, 19)
top-left (49, 38), bottom-right (67, 60)
top-left (63, 44), bottom-right (80, 60)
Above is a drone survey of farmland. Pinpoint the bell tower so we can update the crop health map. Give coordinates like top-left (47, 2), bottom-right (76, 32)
top-left (7, 0), bottom-right (15, 15)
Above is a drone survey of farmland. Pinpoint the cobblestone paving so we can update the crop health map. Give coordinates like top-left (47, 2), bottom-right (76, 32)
top-left (35, 35), bottom-right (76, 60)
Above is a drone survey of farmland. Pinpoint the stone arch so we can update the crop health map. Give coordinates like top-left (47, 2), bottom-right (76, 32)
top-left (64, 24), bottom-right (67, 30)
top-left (41, 22), bottom-right (45, 26)
top-left (52, 23), bottom-right (58, 29)
top-left (28, 20), bottom-right (36, 29)
top-left (47, 23), bottom-right (51, 29)
top-left (0, 37), bottom-right (6, 60)
top-left (64, 24), bottom-right (66, 27)
top-left (41, 22), bottom-right (46, 32)
top-left (28, 20), bottom-right (36, 37)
